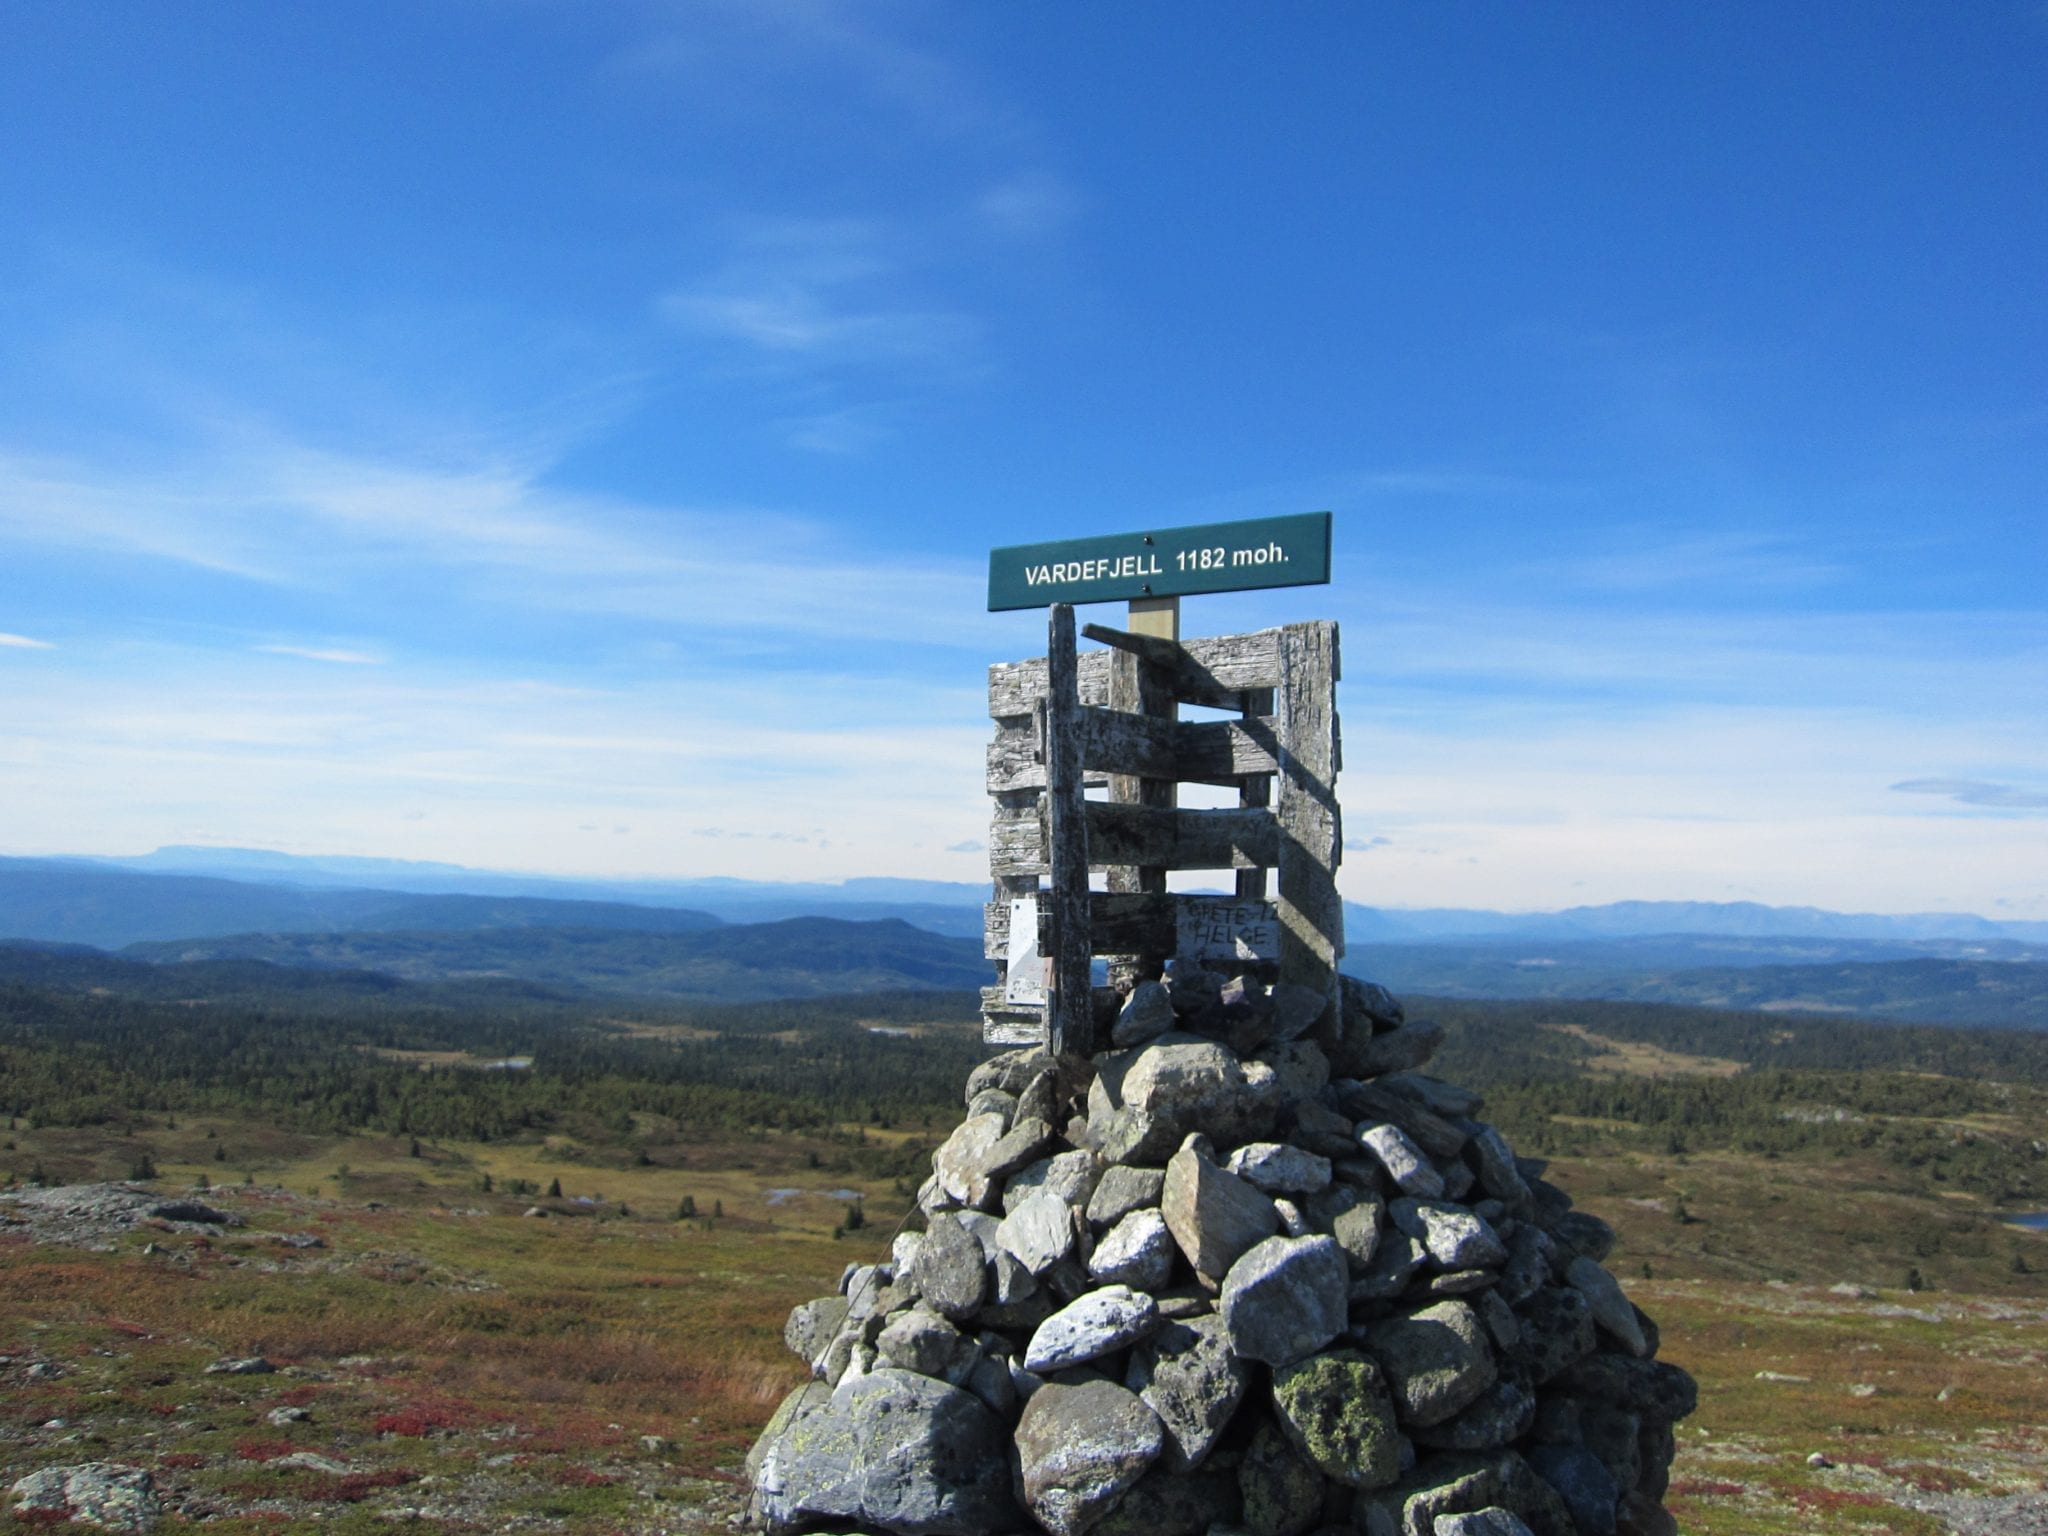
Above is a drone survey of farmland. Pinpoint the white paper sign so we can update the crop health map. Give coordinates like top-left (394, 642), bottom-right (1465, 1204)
top-left (1004, 895), bottom-right (1045, 1004)
top-left (1177, 896), bottom-right (1280, 963)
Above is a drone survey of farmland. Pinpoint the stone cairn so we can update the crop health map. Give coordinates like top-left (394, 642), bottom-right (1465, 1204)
top-left (745, 970), bottom-right (1696, 1536)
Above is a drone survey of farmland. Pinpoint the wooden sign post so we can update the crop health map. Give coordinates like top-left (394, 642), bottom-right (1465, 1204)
top-left (981, 514), bottom-right (1342, 1058)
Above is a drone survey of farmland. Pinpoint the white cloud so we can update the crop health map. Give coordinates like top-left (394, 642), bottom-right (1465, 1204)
top-left (257, 644), bottom-right (382, 665)
top-left (0, 631), bottom-right (55, 649)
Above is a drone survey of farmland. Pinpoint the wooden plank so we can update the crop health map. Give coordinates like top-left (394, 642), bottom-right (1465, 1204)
top-left (1236, 686), bottom-right (1276, 900)
top-left (1103, 601), bottom-right (1177, 987)
top-left (992, 804), bottom-right (1280, 873)
top-left (1275, 620), bottom-right (1343, 1021)
top-left (1079, 624), bottom-right (1284, 708)
top-left (988, 629), bottom-right (1281, 717)
top-left (1043, 603), bottom-right (1094, 1058)
top-left (990, 891), bottom-right (1284, 966)
top-left (987, 710), bottom-right (1280, 793)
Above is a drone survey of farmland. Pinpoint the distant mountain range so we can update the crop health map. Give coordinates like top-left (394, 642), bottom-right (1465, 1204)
top-left (0, 847), bottom-right (2042, 1026)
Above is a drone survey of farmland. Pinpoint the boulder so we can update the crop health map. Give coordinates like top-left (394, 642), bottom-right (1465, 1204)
top-left (999, 1192), bottom-right (1080, 1276)
top-left (1004, 1150), bottom-right (1104, 1214)
top-left (1091, 1038), bottom-right (1281, 1163)
top-left (1271, 1348), bottom-right (1403, 1488)
top-left (10, 1464), bottom-right (162, 1533)
top-left (1565, 1256), bottom-right (1649, 1357)
top-left (1111, 981), bottom-right (1177, 1047)
top-left (1239, 1417), bottom-right (1326, 1536)
top-left (1089, 1461), bottom-right (1241, 1536)
top-left (1411, 1378), bottom-right (1538, 1452)
top-left (1162, 1141), bottom-right (1279, 1283)
top-left (875, 1305), bottom-right (970, 1381)
top-left (1391, 1198), bottom-right (1509, 1270)
top-left (783, 1294), bottom-right (849, 1368)
top-left (1013, 1378), bottom-right (1164, 1536)
top-left (1358, 1125), bottom-right (1446, 1198)
top-left (749, 1367), bottom-right (1019, 1535)
top-left (1087, 1207), bottom-right (1176, 1291)
top-left (930, 1113), bottom-right (1012, 1209)
top-left (1226, 1142), bottom-right (1334, 1195)
top-left (1024, 1284), bottom-right (1159, 1372)
top-left (1087, 1163), bottom-right (1166, 1227)
top-left (1436, 1510), bottom-right (1537, 1536)
top-left (1526, 1445), bottom-right (1619, 1536)
top-left (911, 1213), bottom-right (988, 1322)
top-left (1125, 1312), bottom-right (1250, 1472)
top-left (1220, 1234), bottom-right (1349, 1367)
top-left (1367, 1300), bottom-right (1498, 1428)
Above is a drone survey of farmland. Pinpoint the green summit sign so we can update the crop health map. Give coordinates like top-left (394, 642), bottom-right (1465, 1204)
top-left (987, 511), bottom-right (1331, 611)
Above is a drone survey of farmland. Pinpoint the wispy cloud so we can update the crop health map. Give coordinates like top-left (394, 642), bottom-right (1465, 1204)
top-left (256, 644), bottom-right (382, 666)
top-left (0, 631), bottom-right (55, 650)
top-left (1891, 777), bottom-right (2048, 812)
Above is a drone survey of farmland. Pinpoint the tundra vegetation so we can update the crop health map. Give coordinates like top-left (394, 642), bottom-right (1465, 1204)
top-left (0, 951), bottom-right (2043, 1532)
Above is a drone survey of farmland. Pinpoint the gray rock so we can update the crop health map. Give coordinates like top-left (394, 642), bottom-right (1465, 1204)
top-left (10, 1464), bottom-right (163, 1533)
top-left (911, 1213), bottom-right (988, 1322)
top-left (965, 1087), bottom-right (1018, 1125)
top-left (1014, 1378), bottom-right (1165, 1536)
top-left (1226, 1142), bottom-right (1333, 1195)
top-left (1380, 1073), bottom-right (1483, 1120)
top-left (1272, 1197), bottom-right (1311, 1238)
top-left (1271, 1348), bottom-right (1402, 1488)
top-left (1268, 982), bottom-right (1333, 1042)
top-left (1332, 1196), bottom-right (1386, 1270)
top-left (747, 1382), bottom-right (831, 1487)
top-left (1125, 1313), bottom-right (1250, 1472)
top-left (1090, 1038), bottom-right (1282, 1163)
top-left (1252, 1039), bottom-right (1332, 1107)
top-left (1332, 1018), bottom-right (1445, 1079)
top-left (1025, 1284), bottom-right (1160, 1372)
top-left (1435, 1510), bottom-right (1535, 1536)
top-left (1089, 1461), bottom-right (1241, 1536)
top-left (1498, 1224), bottom-right (1555, 1305)
top-left (750, 1367), bottom-right (1020, 1535)
top-left (1462, 1124), bottom-right (1532, 1209)
top-left (1017, 1065), bottom-right (1062, 1128)
top-left (1552, 1354), bottom-right (1697, 1422)
top-left (203, 1356), bottom-right (274, 1375)
top-left (1341, 1082), bottom-right (1470, 1160)
top-left (1411, 1378), bottom-right (1537, 1452)
top-left (1290, 1099), bottom-right (1359, 1159)
top-left (1565, 1256), bottom-right (1648, 1357)
top-left (1367, 1301), bottom-right (1498, 1428)
top-left (1087, 1164), bottom-right (1166, 1228)
top-left (930, 1112), bottom-right (1012, 1209)
top-left (274, 1452), bottom-right (351, 1475)
top-left (1509, 1286), bottom-right (1597, 1386)
top-left (964, 1350), bottom-right (1017, 1419)
top-left (875, 1305), bottom-right (970, 1380)
top-left (1358, 1125), bottom-right (1445, 1198)
top-left (1344, 975), bottom-right (1406, 1028)
top-left (1474, 1289), bottom-right (1520, 1352)
top-left (1088, 1207), bottom-right (1177, 1291)
top-left (955, 1208), bottom-right (1002, 1258)
top-left (1220, 1234), bottom-right (1349, 1368)
top-left (892, 1230), bottom-right (926, 1275)
top-left (1000, 1192), bottom-right (1080, 1276)
top-left (966, 1047), bottom-right (1055, 1102)
top-left (1162, 1142), bottom-right (1279, 1283)
top-left (1391, 1199), bottom-right (1508, 1270)
top-left (786, 1295), bottom-right (852, 1367)
top-left (1112, 981), bottom-right (1179, 1047)
top-left (1525, 1445), bottom-right (1618, 1536)
top-left (1349, 1232), bottom-right (1427, 1301)
top-left (1548, 1210), bottom-right (1616, 1266)
top-left (1238, 1418), bottom-right (1325, 1536)
top-left (1005, 1149), bottom-right (1104, 1213)
top-left (266, 1405), bottom-right (311, 1425)
top-left (990, 1248), bottom-right (1040, 1305)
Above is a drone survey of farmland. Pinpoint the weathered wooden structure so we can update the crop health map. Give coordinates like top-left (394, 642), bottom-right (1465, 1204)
top-left (981, 602), bottom-right (1343, 1054)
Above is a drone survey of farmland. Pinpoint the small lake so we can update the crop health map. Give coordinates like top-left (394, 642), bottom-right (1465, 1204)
top-left (1998, 1212), bottom-right (2048, 1231)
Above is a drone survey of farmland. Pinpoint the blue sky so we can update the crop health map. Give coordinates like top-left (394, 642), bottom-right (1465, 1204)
top-left (1, 2), bottom-right (2043, 916)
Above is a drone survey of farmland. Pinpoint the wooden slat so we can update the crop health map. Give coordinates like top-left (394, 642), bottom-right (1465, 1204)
top-left (1079, 624), bottom-right (1284, 708)
top-left (987, 710), bottom-right (1281, 793)
top-left (988, 629), bottom-right (1283, 717)
top-left (1236, 686), bottom-right (1276, 900)
top-left (990, 804), bottom-right (1280, 874)
top-left (1275, 621), bottom-right (1343, 1020)
top-left (1043, 604), bottom-right (1094, 1058)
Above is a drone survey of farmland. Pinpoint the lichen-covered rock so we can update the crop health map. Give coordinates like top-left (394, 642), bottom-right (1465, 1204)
top-left (1270, 1348), bottom-right (1402, 1488)
top-left (10, 1464), bottom-right (163, 1533)
top-left (875, 1305), bottom-right (970, 1380)
top-left (1088, 1461), bottom-right (1241, 1536)
top-left (1526, 1445), bottom-right (1619, 1536)
top-left (749, 1368), bottom-right (1019, 1535)
top-left (1436, 1509), bottom-right (1537, 1536)
top-left (1227, 1142), bottom-right (1334, 1195)
top-left (1004, 1149), bottom-right (1103, 1214)
top-left (1239, 1417), bottom-right (1327, 1536)
top-left (999, 1191), bottom-right (1081, 1276)
top-left (1220, 1234), bottom-right (1349, 1368)
top-left (784, 1294), bottom-right (850, 1368)
top-left (1412, 1378), bottom-right (1538, 1453)
top-left (1090, 1037), bottom-right (1282, 1163)
top-left (1013, 1378), bottom-right (1164, 1536)
top-left (1125, 1312), bottom-right (1250, 1472)
top-left (1368, 1300), bottom-right (1498, 1428)
top-left (1509, 1287), bottom-right (1598, 1386)
top-left (1024, 1284), bottom-right (1159, 1372)
top-left (930, 1112), bottom-right (1012, 1210)
top-left (1565, 1257), bottom-right (1648, 1357)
